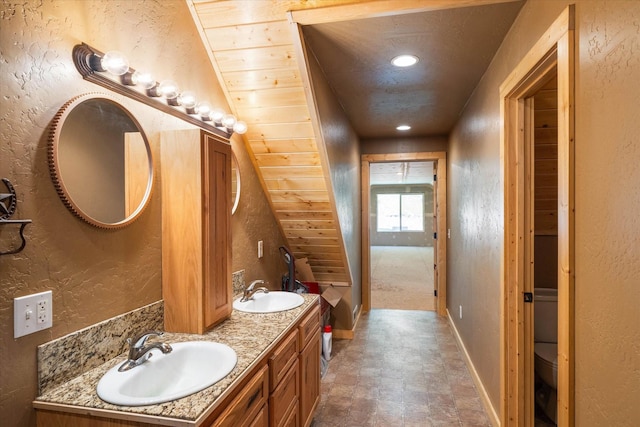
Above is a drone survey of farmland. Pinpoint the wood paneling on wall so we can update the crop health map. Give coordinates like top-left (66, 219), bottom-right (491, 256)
top-left (188, 0), bottom-right (364, 284)
top-left (534, 77), bottom-right (559, 236)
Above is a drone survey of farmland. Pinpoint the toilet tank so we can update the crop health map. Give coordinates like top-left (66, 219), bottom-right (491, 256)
top-left (534, 288), bottom-right (558, 343)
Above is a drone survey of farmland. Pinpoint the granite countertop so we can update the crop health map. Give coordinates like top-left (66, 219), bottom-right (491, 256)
top-left (34, 294), bottom-right (319, 427)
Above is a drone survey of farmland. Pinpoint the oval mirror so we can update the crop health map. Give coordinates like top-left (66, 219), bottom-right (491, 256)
top-left (231, 152), bottom-right (240, 215)
top-left (48, 93), bottom-right (153, 229)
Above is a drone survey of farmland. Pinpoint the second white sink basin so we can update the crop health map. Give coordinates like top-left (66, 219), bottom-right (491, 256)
top-left (97, 341), bottom-right (237, 406)
top-left (233, 291), bottom-right (304, 313)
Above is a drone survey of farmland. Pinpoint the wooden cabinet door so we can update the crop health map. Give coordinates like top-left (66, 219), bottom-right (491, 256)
top-left (299, 330), bottom-right (321, 427)
top-left (161, 129), bottom-right (232, 334)
top-left (201, 131), bottom-right (232, 329)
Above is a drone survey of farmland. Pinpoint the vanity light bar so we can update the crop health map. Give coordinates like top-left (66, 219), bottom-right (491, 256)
top-left (72, 43), bottom-right (247, 138)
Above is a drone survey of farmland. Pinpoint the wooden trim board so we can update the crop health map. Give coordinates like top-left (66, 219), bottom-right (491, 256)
top-left (361, 152), bottom-right (447, 316)
top-left (289, 0), bottom-right (522, 25)
top-left (447, 309), bottom-right (500, 427)
top-left (500, 5), bottom-right (575, 426)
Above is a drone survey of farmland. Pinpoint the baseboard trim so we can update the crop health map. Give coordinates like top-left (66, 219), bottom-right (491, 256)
top-left (446, 309), bottom-right (501, 427)
top-left (332, 305), bottom-right (362, 340)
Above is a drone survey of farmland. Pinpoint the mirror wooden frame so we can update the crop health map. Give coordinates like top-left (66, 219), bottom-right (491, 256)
top-left (48, 93), bottom-right (154, 229)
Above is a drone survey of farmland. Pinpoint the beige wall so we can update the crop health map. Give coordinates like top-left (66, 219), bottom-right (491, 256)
top-left (361, 135), bottom-right (449, 154)
top-left (0, 1), bottom-right (285, 426)
top-left (447, 0), bottom-right (640, 424)
top-left (306, 46), bottom-right (362, 330)
top-left (230, 134), bottom-right (289, 288)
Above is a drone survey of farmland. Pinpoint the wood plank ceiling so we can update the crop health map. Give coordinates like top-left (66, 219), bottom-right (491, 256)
top-left (186, 0), bottom-right (364, 283)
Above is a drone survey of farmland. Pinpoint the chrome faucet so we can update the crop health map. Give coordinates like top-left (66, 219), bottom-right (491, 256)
top-left (118, 330), bottom-right (173, 372)
top-left (240, 279), bottom-right (269, 302)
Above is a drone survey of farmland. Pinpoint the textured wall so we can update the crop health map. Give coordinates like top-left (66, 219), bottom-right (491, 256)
top-left (361, 135), bottom-right (449, 154)
top-left (0, 1), bottom-right (285, 426)
top-left (230, 134), bottom-right (289, 289)
top-left (574, 1), bottom-right (640, 424)
top-left (447, 0), bottom-right (640, 423)
top-left (306, 47), bottom-right (362, 329)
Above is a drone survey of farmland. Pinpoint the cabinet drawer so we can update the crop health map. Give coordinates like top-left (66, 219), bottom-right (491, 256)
top-left (281, 397), bottom-right (299, 427)
top-left (211, 365), bottom-right (269, 427)
top-left (269, 330), bottom-right (298, 392)
top-left (247, 404), bottom-right (269, 427)
top-left (269, 360), bottom-right (299, 427)
top-left (298, 304), bottom-right (320, 350)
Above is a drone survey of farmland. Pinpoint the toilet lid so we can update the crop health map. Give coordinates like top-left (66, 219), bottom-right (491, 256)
top-left (534, 343), bottom-right (558, 367)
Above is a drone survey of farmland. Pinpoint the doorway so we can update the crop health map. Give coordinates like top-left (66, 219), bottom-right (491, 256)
top-left (500, 6), bottom-right (575, 427)
top-left (361, 152), bottom-right (447, 316)
top-left (369, 161), bottom-right (435, 311)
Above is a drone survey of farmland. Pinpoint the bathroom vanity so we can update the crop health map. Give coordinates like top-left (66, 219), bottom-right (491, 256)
top-left (34, 295), bottom-right (321, 427)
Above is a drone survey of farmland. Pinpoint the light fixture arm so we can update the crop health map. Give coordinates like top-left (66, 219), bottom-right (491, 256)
top-left (72, 43), bottom-right (232, 139)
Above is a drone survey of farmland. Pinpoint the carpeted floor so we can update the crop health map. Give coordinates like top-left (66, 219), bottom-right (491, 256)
top-left (370, 246), bottom-right (435, 311)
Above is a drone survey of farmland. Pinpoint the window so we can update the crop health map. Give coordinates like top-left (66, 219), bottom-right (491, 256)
top-left (377, 193), bottom-right (424, 232)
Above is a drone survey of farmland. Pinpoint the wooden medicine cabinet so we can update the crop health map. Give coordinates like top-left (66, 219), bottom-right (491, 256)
top-left (161, 129), bottom-right (232, 334)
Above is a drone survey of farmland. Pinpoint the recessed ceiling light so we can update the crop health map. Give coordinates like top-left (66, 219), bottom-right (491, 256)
top-left (391, 55), bottom-right (419, 67)
top-left (396, 125), bottom-right (411, 131)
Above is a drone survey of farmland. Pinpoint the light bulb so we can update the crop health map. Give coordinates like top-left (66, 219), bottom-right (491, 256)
top-left (101, 51), bottom-right (130, 75)
top-left (197, 102), bottom-right (212, 119)
top-left (211, 108), bottom-right (225, 125)
top-left (396, 124), bottom-right (411, 131)
top-left (178, 91), bottom-right (197, 109)
top-left (158, 80), bottom-right (179, 100)
top-left (222, 114), bottom-right (237, 129)
top-left (131, 71), bottom-right (156, 89)
top-left (391, 54), bottom-right (419, 67)
top-left (233, 121), bottom-right (248, 134)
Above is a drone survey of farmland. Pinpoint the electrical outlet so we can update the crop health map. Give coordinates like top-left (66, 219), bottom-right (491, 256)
top-left (257, 240), bottom-right (264, 259)
top-left (459, 305), bottom-right (463, 319)
top-left (14, 291), bottom-right (53, 338)
top-left (447, 228), bottom-right (451, 239)
top-left (37, 299), bottom-right (49, 324)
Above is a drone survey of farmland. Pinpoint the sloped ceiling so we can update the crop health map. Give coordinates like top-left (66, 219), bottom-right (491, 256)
top-left (187, 0), bottom-right (523, 284)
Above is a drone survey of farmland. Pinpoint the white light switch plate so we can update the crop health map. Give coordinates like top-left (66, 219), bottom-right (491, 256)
top-left (14, 291), bottom-right (53, 338)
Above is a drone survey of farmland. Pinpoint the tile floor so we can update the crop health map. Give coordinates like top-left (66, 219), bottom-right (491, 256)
top-left (311, 309), bottom-right (491, 427)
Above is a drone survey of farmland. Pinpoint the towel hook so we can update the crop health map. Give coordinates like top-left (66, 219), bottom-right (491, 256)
top-left (0, 178), bottom-right (32, 256)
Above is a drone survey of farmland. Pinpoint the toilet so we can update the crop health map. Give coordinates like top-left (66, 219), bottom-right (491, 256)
top-left (534, 287), bottom-right (558, 423)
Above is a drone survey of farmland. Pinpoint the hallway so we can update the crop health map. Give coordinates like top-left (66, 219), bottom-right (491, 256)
top-left (311, 310), bottom-right (490, 426)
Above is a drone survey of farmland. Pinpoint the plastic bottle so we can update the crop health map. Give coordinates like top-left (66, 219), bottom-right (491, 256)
top-left (322, 325), bottom-right (332, 361)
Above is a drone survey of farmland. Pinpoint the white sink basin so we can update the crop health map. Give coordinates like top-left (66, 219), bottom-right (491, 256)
top-left (97, 341), bottom-right (237, 406)
top-left (233, 291), bottom-right (304, 313)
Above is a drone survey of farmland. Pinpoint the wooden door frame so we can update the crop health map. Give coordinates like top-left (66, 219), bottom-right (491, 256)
top-left (500, 6), bottom-right (575, 426)
top-left (361, 152), bottom-right (447, 317)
